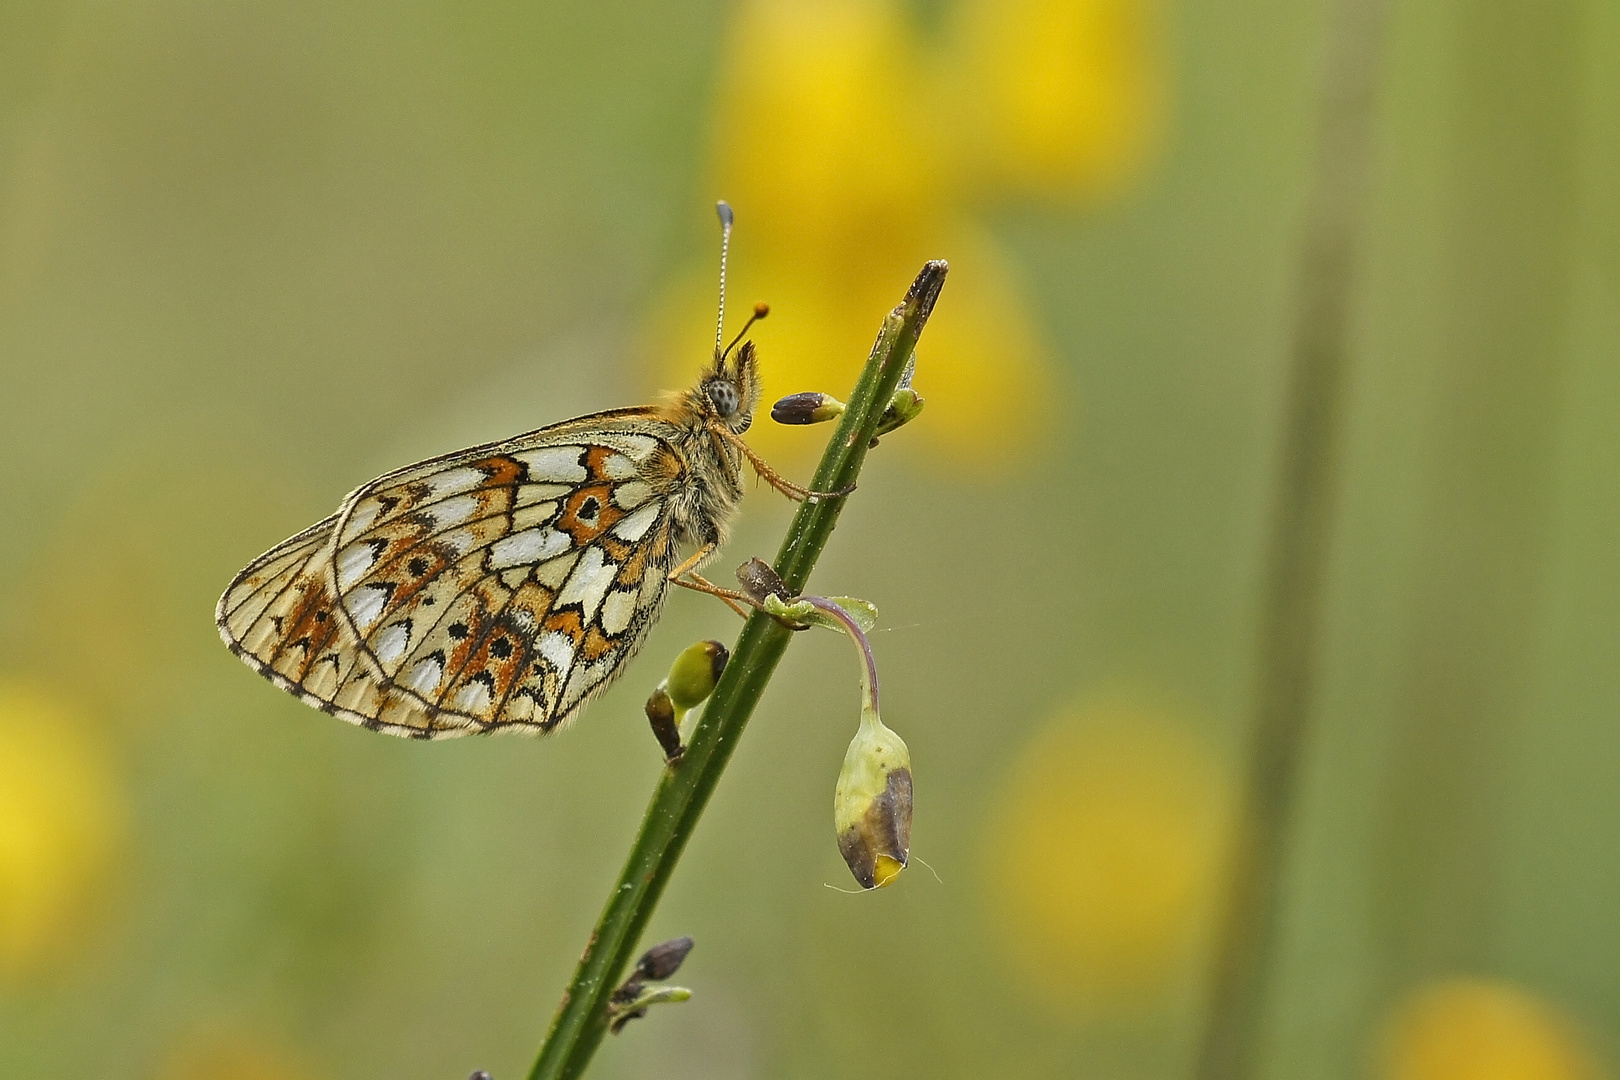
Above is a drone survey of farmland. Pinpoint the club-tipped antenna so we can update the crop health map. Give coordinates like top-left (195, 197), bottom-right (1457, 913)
top-left (714, 201), bottom-right (734, 361)
top-left (721, 302), bottom-right (770, 362)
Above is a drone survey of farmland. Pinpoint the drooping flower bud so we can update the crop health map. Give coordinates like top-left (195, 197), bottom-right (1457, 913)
top-left (834, 707), bottom-right (913, 888)
top-left (784, 594), bottom-right (913, 889)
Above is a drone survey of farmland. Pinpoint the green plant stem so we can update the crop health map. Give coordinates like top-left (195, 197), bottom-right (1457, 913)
top-left (1193, 1), bottom-right (1387, 1077)
top-left (526, 261), bottom-right (947, 1080)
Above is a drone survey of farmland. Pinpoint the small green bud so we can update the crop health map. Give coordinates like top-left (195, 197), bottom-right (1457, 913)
top-left (666, 639), bottom-right (728, 711)
top-left (771, 391), bottom-right (847, 425)
top-left (834, 707), bottom-right (913, 889)
top-left (873, 386), bottom-right (926, 439)
top-left (646, 642), bottom-right (729, 762)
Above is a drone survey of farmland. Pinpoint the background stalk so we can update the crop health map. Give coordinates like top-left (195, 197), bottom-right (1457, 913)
top-left (526, 262), bottom-right (947, 1080)
top-left (1192, 1), bottom-right (1389, 1076)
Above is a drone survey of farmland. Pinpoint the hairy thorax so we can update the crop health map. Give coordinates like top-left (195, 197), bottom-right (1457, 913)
top-left (663, 411), bottom-right (747, 551)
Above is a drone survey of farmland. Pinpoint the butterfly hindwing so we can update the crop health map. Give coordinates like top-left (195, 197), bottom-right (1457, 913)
top-left (216, 513), bottom-right (339, 686)
top-left (315, 416), bottom-right (685, 735)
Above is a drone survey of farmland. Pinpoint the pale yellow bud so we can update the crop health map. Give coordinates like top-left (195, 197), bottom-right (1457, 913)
top-left (833, 706), bottom-right (913, 889)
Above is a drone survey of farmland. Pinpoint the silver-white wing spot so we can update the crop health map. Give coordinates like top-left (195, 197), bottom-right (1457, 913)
top-left (558, 547), bottom-right (617, 621)
top-left (348, 584), bottom-right (390, 631)
top-left (562, 656), bottom-right (619, 711)
top-left (514, 445), bottom-right (587, 482)
top-left (374, 621), bottom-right (412, 664)
top-left (425, 465), bottom-right (489, 497)
top-left (427, 493), bottom-right (481, 529)
top-left (612, 502), bottom-right (661, 542)
top-left (454, 679), bottom-right (492, 712)
top-left (537, 631), bottom-right (575, 682)
top-left (612, 433), bottom-right (660, 458)
top-left (490, 527), bottom-right (571, 569)
top-left (600, 590), bottom-right (638, 636)
top-left (600, 452), bottom-right (638, 480)
top-left (335, 540), bottom-right (381, 590)
top-left (407, 654), bottom-right (444, 694)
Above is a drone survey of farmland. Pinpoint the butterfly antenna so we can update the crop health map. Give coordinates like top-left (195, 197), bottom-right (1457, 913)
top-left (714, 200), bottom-right (734, 361)
top-left (721, 302), bottom-right (770, 362)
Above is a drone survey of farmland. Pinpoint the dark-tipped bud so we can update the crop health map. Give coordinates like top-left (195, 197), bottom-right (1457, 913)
top-left (666, 640), bottom-right (728, 711)
top-left (771, 391), bottom-right (847, 426)
top-left (634, 936), bottom-right (695, 981)
top-left (644, 686), bottom-right (682, 761)
top-left (737, 558), bottom-right (789, 605)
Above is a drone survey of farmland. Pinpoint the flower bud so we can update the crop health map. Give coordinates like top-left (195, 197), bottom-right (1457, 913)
top-left (633, 935), bottom-right (695, 981)
top-left (646, 642), bottom-right (729, 762)
top-left (874, 386), bottom-right (926, 437)
top-left (771, 391), bottom-right (847, 425)
top-left (834, 707), bottom-right (913, 889)
top-left (665, 640), bottom-right (728, 712)
top-left (736, 557), bottom-right (789, 605)
top-left (644, 686), bottom-right (682, 761)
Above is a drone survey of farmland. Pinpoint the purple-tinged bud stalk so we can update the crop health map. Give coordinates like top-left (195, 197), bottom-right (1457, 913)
top-left (799, 596), bottom-right (913, 889)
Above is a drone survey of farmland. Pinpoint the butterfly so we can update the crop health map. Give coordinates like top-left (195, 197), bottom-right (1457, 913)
top-left (216, 203), bottom-right (833, 739)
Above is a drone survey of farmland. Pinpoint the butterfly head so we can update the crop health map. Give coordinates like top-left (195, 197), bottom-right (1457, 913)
top-left (701, 338), bottom-right (761, 434)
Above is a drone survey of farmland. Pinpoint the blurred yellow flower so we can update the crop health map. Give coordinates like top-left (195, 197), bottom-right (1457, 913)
top-left (158, 1032), bottom-right (320, 1080)
top-left (0, 683), bottom-right (123, 980)
top-left (1380, 979), bottom-right (1606, 1080)
top-left (978, 700), bottom-right (1228, 1014)
top-left (948, 0), bottom-right (1165, 201)
top-left (651, 0), bottom-right (1162, 467)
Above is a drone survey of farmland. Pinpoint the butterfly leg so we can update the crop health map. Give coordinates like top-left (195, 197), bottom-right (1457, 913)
top-left (708, 423), bottom-right (856, 502)
top-left (667, 544), bottom-right (753, 618)
top-left (681, 573), bottom-right (753, 618)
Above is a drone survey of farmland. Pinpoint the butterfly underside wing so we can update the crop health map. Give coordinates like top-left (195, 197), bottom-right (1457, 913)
top-left (217, 415), bottom-right (693, 739)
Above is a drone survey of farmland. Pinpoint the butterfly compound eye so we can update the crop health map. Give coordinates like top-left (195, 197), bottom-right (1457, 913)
top-left (706, 380), bottom-right (739, 417)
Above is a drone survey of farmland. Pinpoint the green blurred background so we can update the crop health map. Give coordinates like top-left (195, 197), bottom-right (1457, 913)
top-left (2, 1), bottom-right (1618, 1078)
